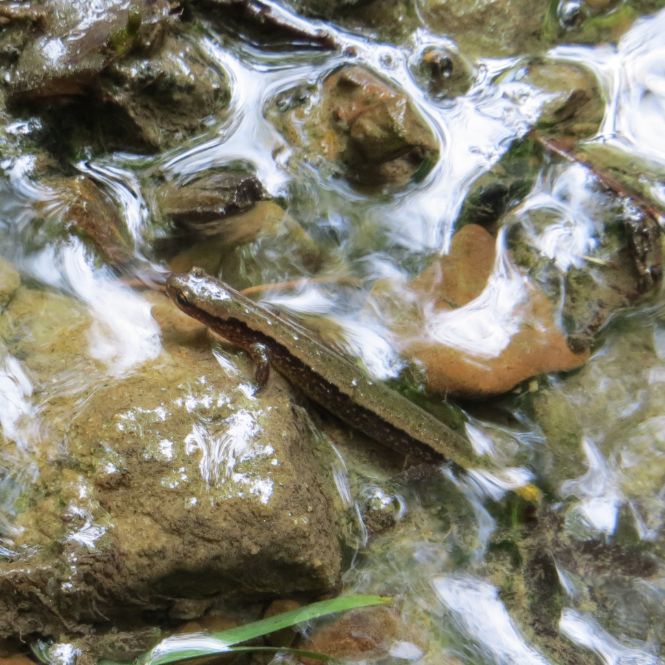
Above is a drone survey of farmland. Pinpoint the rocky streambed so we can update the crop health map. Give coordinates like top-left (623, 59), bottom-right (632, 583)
top-left (0, 1), bottom-right (664, 664)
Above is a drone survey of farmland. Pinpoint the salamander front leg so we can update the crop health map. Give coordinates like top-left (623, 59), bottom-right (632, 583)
top-left (248, 342), bottom-right (271, 390)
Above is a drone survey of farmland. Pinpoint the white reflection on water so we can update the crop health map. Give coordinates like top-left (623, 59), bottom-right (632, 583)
top-left (21, 241), bottom-right (162, 376)
top-left (45, 643), bottom-right (82, 665)
top-left (561, 438), bottom-right (622, 536)
top-left (144, 633), bottom-right (233, 663)
top-left (466, 466), bottom-right (535, 502)
top-left (444, 467), bottom-right (496, 561)
top-left (420, 229), bottom-right (528, 359)
top-left (184, 409), bottom-right (261, 484)
top-left (359, 50), bottom-right (552, 251)
top-left (0, 352), bottom-right (35, 448)
top-left (433, 574), bottom-right (551, 665)
top-left (264, 286), bottom-right (405, 380)
top-left (465, 422), bottom-right (496, 456)
top-left (76, 160), bottom-right (148, 242)
top-left (158, 37), bottom-right (294, 193)
top-left (331, 316), bottom-right (405, 381)
top-left (560, 609), bottom-right (662, 665)
top-left (64, 504), bottom-right (107, 549)
top-left (61, 245), bottom-right (160, 375)
top-left (265, 286), bottom-right (337, 314)
top-left (517, 163), bottom-right (600, 271)
top-left (551, 8), bottom-right (665, 167)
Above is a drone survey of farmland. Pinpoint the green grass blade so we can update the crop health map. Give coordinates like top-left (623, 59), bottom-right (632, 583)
top-left (137, 594), bottom-right (391, 665)
top-left (102, 645), bottom-right (333, 665)
top-left (210, 645), bottom-right (334, 661)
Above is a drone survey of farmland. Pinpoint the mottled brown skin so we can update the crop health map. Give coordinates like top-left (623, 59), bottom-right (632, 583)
top-left (166, 268), bottom-right (479, 470)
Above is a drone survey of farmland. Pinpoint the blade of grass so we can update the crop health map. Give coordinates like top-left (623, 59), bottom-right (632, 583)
top-left (101, 645), bottom-right (334, 665)
top-left (136, 594), bottom-right (391, 665)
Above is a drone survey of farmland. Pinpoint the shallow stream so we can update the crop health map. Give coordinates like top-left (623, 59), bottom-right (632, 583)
top-left (1, 1), bottom-right (665, 664)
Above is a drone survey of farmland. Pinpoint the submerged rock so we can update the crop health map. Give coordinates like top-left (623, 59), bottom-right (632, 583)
top-left (411, 45), bottom-right (474, 102)
top-left (419, 0), bottom-right (550, 57)
top-left (0, 280), bottom-right (346, 640)
top-left (525, 60), bottom-right (604, 140)
top-left (508, 160), bottom-right (663, 351)
top-left (285, 0), bottom-right (368, 19)
top-left (6, 0), bottom-right (173, 102)
top-left (374, 224), bottom-right (589, 398)
top-left (166, 200), bottom-right (323, 289)
top-left (283, 0), bottom-right (421, 43)
top-left (96, 33), bottom-right (231, 149)
top-left (191, 0), bottom-right (340, 50)
top-left (405, 225), bottom-right (588, 397)
top-left (300, 606), bottom-right (413, 664)
top-left (156, 171), bottom-right (268, 237)
top-left (4, 3), bottom-right (231, 151)
top-left (38, 176), bottom-right (136, 270)
top-left (0, 258), bottom-right (20, 308)
top-left (269, 65), bottom-right (439, 188)
top-left (321, 66), bottom-right (439, 187)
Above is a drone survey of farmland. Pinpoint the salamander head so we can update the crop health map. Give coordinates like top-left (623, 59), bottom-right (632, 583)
top-left (166, 268), bottom-right (242, 321)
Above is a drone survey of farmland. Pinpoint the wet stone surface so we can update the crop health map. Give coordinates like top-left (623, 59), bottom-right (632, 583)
top-left (0, 282), bottom-right (345, 640)
top-left (6, 0), bottom-right (174, 102)
top-left (0, 0), bottom-right (664, 662)
top-left (419, 0), bottom-right (550, 56)
top-left (3, 3), bottom-right (231, 151)
top-left (270, 64), bottom-right (440, 188)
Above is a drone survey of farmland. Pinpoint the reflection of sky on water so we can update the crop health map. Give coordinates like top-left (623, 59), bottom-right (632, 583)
top-left (516, 164), bottom-right (600, 272)
top-left (560, 609), bottom-right (661, 665)
top-left (114, 377), bottom-right (276, 502)
top-left (0, 161), bottom-right (162, 378)
top-left (551, 8), bottom-right (665, 168)
top-left (61, 245), bottom-right (161, 376)
top-left (561, 439), bottom-right (622, 537)
top-left (433, 575), bottom-right (551, 665)
top-left (185, 410), bottom-right (259, 483)
top-left (0, 353), bottom-right (35, 449)
top-left (420, 229), bottom-right (528, 359)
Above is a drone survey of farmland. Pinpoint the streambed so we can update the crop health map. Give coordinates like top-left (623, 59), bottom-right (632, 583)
top-left (0, 1), bottom-right (664, 664)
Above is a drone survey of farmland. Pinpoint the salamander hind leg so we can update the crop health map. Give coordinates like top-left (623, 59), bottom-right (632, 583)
top-left (248, 342), bottom-right (271, 390)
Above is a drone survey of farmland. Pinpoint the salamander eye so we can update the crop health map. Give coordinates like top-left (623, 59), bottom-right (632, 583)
top-left (175, 291), bottom-right (190, 308)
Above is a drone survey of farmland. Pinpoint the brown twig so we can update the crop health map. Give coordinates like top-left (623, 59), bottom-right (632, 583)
top-left (535, 133), bottom-right (665, 226)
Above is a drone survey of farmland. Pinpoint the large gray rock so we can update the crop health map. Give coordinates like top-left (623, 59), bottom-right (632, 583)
top-left (0, 280), bottom-right (345, 639)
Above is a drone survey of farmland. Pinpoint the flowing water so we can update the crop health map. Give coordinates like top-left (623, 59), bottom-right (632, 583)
top-left (1, 2), bottom-right (665, 664)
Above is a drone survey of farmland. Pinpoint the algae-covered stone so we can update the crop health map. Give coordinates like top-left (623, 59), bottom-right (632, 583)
top-left (4, 4), bottom-right (231, 152)
top-left (419, 0), bottom-right (550, 57)
top-left (6, 0), bottom-right (173, 102)
top-left (269, 65), bottom-right (439, 189)
top-left (0, 286), bottom-right (345, 640)
top-left (0, 259), bottom-right (20, 308)
top-left (97, 33), bottom-right (231, 150)
top-left (167, 201), bottom-right (322, 289)
top-left (0, 286), bottom-right (93, 382)
top-left (525, 60), bottom-right (604, 139)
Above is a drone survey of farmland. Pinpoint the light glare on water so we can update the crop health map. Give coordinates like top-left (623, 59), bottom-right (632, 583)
top-left (0, 3), bottom-right (664, 664)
